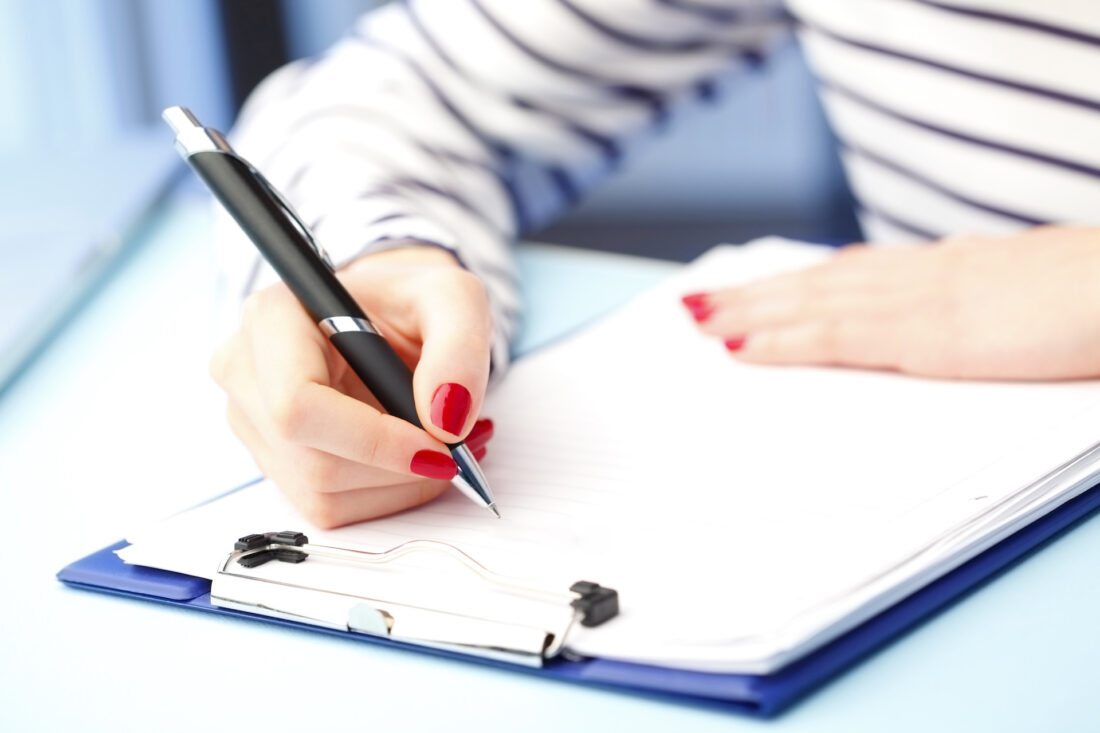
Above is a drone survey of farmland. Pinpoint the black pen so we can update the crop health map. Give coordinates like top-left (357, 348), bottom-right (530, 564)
top-left (163, 106), bottom-right (498, 518)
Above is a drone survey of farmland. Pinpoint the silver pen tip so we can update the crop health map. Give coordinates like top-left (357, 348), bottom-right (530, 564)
top-left (450, 442), bottom-right (497, 516)
top-left (488, 503), bottom-right (501, 519)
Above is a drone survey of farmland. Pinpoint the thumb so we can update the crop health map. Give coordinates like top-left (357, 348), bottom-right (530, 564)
top-left (410, 269), bottom-right (493, 442)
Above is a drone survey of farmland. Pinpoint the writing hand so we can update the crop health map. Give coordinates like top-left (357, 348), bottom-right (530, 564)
top-left (212, 244), bottom-right (494, 527)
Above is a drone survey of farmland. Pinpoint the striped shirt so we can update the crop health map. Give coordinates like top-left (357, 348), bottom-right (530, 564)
top-left (217, 0), bottom-right (1100, 375)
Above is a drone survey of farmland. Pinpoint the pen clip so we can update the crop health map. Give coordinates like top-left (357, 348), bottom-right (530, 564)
top-left (162, 105), bottom-right (336, 272)
top-left (247, 163), bottom-right (337, 273)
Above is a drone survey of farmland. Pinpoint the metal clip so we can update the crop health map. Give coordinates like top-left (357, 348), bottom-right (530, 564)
top-left (210, 532), bottom-right (618, 667)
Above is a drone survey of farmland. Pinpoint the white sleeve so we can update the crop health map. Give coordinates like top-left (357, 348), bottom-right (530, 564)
top-left (214, 0), bottom-right (790, 376)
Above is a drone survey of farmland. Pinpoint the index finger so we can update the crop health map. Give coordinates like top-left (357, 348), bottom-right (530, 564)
top-left (410, 269), bottom-right (493, 443)
top-left (246, 287), bottom-right (457, 480)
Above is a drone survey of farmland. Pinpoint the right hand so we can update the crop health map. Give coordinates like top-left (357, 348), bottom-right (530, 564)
top-left (210, 243), bottom-right (496, 528)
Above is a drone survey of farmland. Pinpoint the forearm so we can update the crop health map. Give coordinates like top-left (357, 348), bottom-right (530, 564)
top-left (215, 0), bottom-right (791, 373)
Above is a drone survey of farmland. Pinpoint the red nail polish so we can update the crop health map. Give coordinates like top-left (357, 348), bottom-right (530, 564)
top-left (466, 431), bottom-right (491, 450)
top-left (681, 293), bottom-right (714, 322)
top-left (430, 383), bottom-right (472, 435)
top-left (473, 446), bottom-right (488, 461)
top-left (466, 418), bottom-right (494, 447)
top-left (410, 450), bottom-right (457, 480)
top-left (725, 336), bottom-right (747, 351)
top-left (689, 305), bottom-right (714, 323)
top-left (681, 292), bottom-right (709, 309)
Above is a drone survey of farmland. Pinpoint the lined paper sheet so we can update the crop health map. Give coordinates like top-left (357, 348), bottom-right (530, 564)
top-left (121, 238), bottom-right (1100, 673)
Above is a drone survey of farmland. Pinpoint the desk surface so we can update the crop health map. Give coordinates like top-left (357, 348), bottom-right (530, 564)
top-left (2, 196), bottom-right (1098, 732)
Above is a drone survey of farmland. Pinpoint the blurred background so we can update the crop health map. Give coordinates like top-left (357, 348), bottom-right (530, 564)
top-left (0, 0), bottom-right (859, 393)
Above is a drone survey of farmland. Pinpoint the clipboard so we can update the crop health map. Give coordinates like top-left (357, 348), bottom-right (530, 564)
top-left (58, 478), bottom-right (1100, 717)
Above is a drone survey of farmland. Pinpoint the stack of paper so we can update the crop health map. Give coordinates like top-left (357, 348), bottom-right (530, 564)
top-left (120, 238), bottom-right (1100, 674)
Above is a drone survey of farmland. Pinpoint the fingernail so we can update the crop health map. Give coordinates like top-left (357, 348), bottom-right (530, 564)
top-left (725, 336), bottom-right (747, 352)
top-left (466, 418), bottom-right (494, 446)
top-left (473, 446), bottom-right (488, 461)
top-left (431, 383), bottom-right (472, 435)
top-left (681, 292), bottom-right (709, 309)
top-left (410, 450), bottom-right (457, 480)
top-left (680, 292), bottom-right (714, 323)
top-left (690, 306), bottom-right (715, 323)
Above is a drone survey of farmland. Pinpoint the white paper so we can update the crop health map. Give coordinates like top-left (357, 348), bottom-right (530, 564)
top-left (120, 238), bottom-right (1100, 673)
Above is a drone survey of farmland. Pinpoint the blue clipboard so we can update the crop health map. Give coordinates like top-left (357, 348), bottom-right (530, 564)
top-left (58, 479), bottom-right (1100, 717)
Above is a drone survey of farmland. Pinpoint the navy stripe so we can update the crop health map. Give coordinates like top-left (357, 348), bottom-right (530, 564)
top-left (427, 148), bottom-right (533, 232)
top-left (465, 0), bottom-right (670, 119)
top-left (427, 147), bottom-right (500, 175)
top-left (349, 29), bottom-right (533, 232)
top-left (272, 104), bottom-right (525, 233)
top-left (695, 78), bottom-right (718, 101)
top-left (470, 255), bottom-right (521, 289)
top-left (838, 139), bottom-right (1047, 227)
top-left (654, 0), bottom-right (740, 23)
top-left (363, 235), bottom-right (471, 270)
top-left (801, 19), bottom-right (1100, 114)
top-left (352, 28), bottom-right (517, 163)
top-left (276, 104), bottom-right (500, 177)
top-left (853, 200), bottom-right (941, 241)
top-left (820, 77), bottom-right (1100, 181)
top-left (509, 97), bottom-right (623, 163)
top-left (364, 236), bottom-right (521, 290)
top-left (546, 165), bottom-right (582, 208)
top-left (331, 178), bottom-right (506, 239)
top-left (402, 1), bottom-right (627, 162)
top-left (653, 0), bottom-right (787, 25)
top-left (741, 47), bottom-right (767, 68)
top-left (555, 0), bottom-right (772, 81)
top-left (550, 116), bottom-right (622, 163)
top-left (366, 212), bottom-right (411, 227)
top-left (555, 0), bottom-right (721, 52)
top-left (499, 300), bottom-right (522, 325)
top-left (911, 0), bottom-right (1100, 49)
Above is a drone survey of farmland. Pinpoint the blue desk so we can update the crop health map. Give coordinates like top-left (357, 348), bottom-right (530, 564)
top-left (1, 196), bottom-right (1097, 732)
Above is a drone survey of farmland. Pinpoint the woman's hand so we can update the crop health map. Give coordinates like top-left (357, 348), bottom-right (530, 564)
top-left (682, 226), bottom-right (1100, 381)
top-left (211, 244), bottom-right (495, 527)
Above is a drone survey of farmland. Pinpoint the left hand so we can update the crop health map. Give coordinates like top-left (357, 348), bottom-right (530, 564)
top-left (681, 226), bottom-right (1100, 381)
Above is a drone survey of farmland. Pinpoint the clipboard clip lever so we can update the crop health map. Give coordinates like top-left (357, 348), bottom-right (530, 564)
top-left (210, 531), bottom-right (619, 668)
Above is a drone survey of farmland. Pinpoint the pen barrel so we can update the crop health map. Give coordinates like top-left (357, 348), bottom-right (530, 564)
top-left (328, 330), bottom-right (422, 428)
top-left (187, 151), bottom-right (362, 321)
top-left (187, 150), bottom-right (423, 428)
